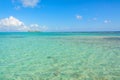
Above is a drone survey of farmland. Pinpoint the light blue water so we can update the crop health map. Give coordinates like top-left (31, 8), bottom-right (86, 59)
top-left (0, 32), bottom-right (120, 80)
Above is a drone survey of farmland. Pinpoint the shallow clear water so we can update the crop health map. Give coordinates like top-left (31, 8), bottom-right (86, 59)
top-left (0, 32), bottom-right (120, 80)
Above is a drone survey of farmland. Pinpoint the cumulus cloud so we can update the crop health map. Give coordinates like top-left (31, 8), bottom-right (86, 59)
top-left (104, 20), bottom-right (111, 24)
top-left (0, 16), bottom-right (46, 32)
top-left (76, 15), bottom-right (82, 20)
top-left (0, 16), bottom-right (29, 31)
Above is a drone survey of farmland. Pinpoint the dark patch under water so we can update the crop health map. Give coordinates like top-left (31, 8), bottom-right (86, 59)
top-left (0, 36), bottom-right (25, 38)
top-left (103, 37), bottom-right (120, 40)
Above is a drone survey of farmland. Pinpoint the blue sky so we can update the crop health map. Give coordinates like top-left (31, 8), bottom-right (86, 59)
top-left (0, 0), bottom-right (120, 32)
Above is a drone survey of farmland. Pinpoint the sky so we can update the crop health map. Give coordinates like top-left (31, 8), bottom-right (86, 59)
top-left (0, 0), bottom-right (120, 32)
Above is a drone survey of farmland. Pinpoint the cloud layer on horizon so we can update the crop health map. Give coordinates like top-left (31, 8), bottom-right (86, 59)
top-left (0, 16), bottom-right (47, 32)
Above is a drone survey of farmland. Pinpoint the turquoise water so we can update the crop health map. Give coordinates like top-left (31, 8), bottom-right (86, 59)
top-left (0, 32), bottom-right (120, 80)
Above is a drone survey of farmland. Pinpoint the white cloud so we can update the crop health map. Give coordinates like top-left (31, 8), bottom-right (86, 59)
top-left (0, 16), bottom-right (29, 31)
top-left (30, 24), bottom-right (48, 31)
top-left (20, 0), bottom-right (40, 8)
top-left (76, 15), bottom-right (82, 20)
top-left (12, 0), bottom-right (40, 8)
top-left (104, 20), bottom-right (111, 24)
top-left (0, 16), bottom-right (47, 32)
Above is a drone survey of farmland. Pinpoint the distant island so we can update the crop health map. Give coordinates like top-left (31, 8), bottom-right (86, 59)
top-left (28, 30), bottom-right (41, 32)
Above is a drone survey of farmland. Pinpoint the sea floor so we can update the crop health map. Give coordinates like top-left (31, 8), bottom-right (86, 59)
top-left (0, 35), bottom-right (120, 80)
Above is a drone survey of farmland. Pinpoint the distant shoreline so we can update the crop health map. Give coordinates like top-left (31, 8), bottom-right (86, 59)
top-left (0, 31), bottom-right (120, 33)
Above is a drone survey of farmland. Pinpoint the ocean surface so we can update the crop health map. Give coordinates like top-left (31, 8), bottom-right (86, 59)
top-left (0, 32), bottom-right (120, 80)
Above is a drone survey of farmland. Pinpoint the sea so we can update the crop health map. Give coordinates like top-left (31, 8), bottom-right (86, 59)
top-left (0, 32), bottom-right (120, 80)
